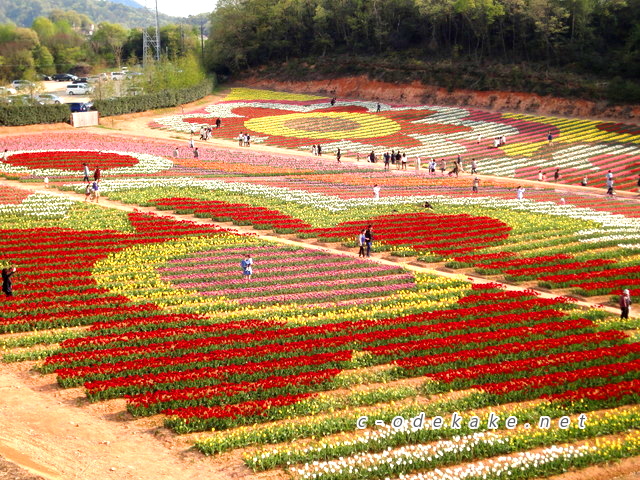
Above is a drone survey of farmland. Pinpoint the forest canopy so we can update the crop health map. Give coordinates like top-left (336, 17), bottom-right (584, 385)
top-left (204, 0), bottom-right (640, 83)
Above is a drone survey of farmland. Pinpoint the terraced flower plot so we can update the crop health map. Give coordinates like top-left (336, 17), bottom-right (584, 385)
top-left (2, 86), bottom-right (640, 480)
top-left (151, 88), bottom-right (640, 190)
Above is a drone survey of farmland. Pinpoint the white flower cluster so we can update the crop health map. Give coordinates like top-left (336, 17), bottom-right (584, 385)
top-left (395, 443), bottom-right (596, 480)
top-left (0, 192), bottom-right (77, 217)
top-left (290, 431), bottom-right (505, 480)
top-left (0, 149), bottom-right (173, 177)
top-left (480, 143), bottom-right (639, 177)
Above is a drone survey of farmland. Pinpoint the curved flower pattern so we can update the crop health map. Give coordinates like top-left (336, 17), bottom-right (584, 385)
top-left (0, 150), bottom-right (173, 177)
top-left (152, 90), bottom-right (519, 157)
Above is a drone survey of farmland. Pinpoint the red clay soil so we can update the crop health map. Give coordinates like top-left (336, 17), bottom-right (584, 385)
top-left (240, 75), bottom-right (640, 124)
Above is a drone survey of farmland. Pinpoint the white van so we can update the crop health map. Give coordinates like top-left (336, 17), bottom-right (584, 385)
top-left (110, 71), bottom-right (125, 80)
top-left (66, 83), bottom-right (92, 95)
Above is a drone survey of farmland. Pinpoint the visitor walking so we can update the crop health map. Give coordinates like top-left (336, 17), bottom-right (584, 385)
top-left (1, 265), bottom-right (16, 297)
top-left (357, 229), bottom-right (366, 257)
top-left (606, 170), bottom-right (614, 195)
top-left (376, 103), bottom-right (381, 112)
top-left (401, 153), bottom-right (407, 170)
top-left (215, 118), bottom-right (221, 128)
top-left (173, 147), bottom-right (179, 158)
top-left (364, 225), bottom-right (373, 257)
top-left (472, 177), bottom-right (480, 194)
top-left (620, 289), bottom-right (631, 319)
top-left (554, 168), bottom-right (560, 182)
top-left (238, 133), bottom-right (243, 147)
top-left (384, 152), bottom-right (390, 170)
top-left (91, 180), bottom-right (100, 203)
top-left (547, 131), bottom-right (553, 144)
top-left (373, 184), bottom-right (381, 199)
top-left (189, 137), bottom-right (195, 149)
top-left (84, 182), bottom-right (93, 202)
top-left (241, 254), bottom-right (253, 281)
top-left (82, 163), bottom-right (90, 183)
top-left (581, 176), bottom-right (588, 187)
top-left (516, 186), bottom-right (525, 200)
top-left (194, 147), bottom-right (199, 158)
top-left (336, 148), bottom-right (341, 163)
top-left (93, 166), bottom-right (101, 182)
top-left (470, 159), bottom-right (477, 174)
top-left (440, 159), bottom-right (446, 176)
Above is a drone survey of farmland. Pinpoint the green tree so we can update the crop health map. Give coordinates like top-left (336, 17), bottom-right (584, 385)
top-left (32, 44), bottom-right (54, 75)
top-left (92, 22), bottom-right (129, 67)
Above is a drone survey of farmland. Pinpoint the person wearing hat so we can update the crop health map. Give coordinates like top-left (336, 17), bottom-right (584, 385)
top-left (620, 289), bottom-right (632, 319)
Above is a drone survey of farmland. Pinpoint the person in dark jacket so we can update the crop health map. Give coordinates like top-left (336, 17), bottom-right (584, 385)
top-left (2, 265), bottom-right (16, 297)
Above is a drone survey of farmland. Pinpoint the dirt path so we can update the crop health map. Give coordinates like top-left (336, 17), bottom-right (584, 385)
top-left (0, 362), bottom-right (253, 480)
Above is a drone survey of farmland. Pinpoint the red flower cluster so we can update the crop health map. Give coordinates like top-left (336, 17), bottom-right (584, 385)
top-left (152, 197), bottom-right (312, 231)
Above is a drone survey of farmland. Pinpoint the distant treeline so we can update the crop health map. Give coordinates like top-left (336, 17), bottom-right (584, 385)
top-left (205, 0), bottom-right (640, 96)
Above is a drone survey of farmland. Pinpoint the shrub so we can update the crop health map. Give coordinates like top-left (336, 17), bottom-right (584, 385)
top-left (94, 78), bottom-right (215, 117)
top-left (0, 104), bottom-right (70, 126)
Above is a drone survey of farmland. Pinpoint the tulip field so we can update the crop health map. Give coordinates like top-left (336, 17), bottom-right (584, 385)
top-left (152, 87), bottom-right (640, 191)
top-left (1, 86), bottom-right (640, 479)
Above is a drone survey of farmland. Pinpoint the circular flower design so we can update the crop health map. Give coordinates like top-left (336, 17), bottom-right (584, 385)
top-left (151, 90), bottom-right (519, 158)
top-left (245, 112), bottom-right (402, 140)
top-left (0, 150), bottom-right (174, 177)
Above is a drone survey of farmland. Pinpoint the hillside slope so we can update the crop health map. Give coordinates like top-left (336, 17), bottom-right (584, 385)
top-left (0, 0), bottom-right (190, 28)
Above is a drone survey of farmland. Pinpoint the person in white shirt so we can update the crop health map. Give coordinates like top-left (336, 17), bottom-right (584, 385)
top-left (373, 184), bottom-right (381, 199)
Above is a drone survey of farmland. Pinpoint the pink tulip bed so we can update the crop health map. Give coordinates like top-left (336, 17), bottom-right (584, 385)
top-left (159, 244), bottom-right (415, 307)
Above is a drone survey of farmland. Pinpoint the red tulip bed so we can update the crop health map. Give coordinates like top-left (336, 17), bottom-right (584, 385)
top-left (6, 151), bottom-right (139, 170)
top-left (148, 197), bottom-right (512, 256)
top-left (0, 211), bottom-right (228, 333)
top-left (151, 197), bottom-right (313, 233)
top-left (301, 212), bottom-right (512, 256)
top-left (39, 283), bottom-right (640, 435)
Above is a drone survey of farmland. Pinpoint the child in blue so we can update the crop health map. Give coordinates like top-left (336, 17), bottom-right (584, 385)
top-left (241, 254), bottom-right (253, 281)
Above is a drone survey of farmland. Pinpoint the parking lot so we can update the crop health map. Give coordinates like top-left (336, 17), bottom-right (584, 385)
top-left (41, 80), bottom-right (92, 104)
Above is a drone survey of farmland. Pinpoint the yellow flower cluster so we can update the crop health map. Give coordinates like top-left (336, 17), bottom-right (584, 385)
top-left (224, 88), bottom-right (324, 102)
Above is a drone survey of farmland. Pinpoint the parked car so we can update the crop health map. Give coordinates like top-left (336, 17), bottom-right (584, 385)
top-left (0, 86), bottom-right (17, 96)
top-left (11, 80), bottom-right (34, 90)
top-left (110, 71), bottom-right (125, 80)
top-left (8, 95), bottom-right (41, 105)
top-left (66, 83), bottom-right (92, 95)
top-left (68, 102), bottom-right (94, 112)
top-left (36, 74), bottom-right (52, 81)
top-left (52, 73), bottom-right (78, 82)
top-left (87, 75), bottom-right (102, 83)
top-left (72, 77), bottom-right (89, 84)
top-left (68, 102), bottom-right (89, 112)
top-left (36, 93), bottom-right (62, 104)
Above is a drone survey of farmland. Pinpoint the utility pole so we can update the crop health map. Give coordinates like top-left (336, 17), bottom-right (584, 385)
top-left (155, 0), bottom-right (161, 61)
